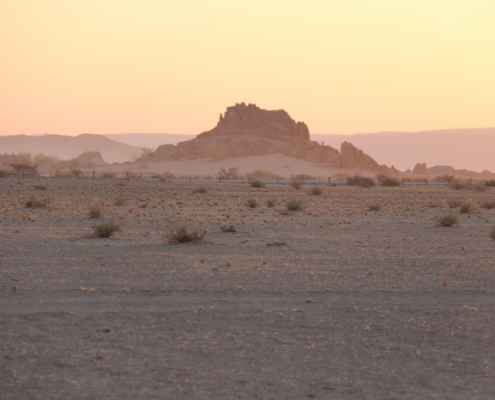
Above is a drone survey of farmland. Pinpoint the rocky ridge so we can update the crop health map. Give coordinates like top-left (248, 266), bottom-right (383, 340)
top-left (151, 103), bottom-right (391, 171)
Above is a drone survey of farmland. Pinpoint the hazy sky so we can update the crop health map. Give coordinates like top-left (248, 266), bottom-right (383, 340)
top-left (1, 1), bottom-right (494, 136)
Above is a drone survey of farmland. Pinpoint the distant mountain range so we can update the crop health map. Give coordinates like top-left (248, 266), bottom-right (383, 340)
top-left (0, 133), bottom-right (141, 164)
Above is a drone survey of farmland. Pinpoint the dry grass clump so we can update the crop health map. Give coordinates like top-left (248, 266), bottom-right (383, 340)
top-left (379, 175), bottom-right (401, 187)
top-left (165, 224), bottom-right (206, 243)
top-left (450, 180), bottom-right (469, 190)
top-left (490, 225), bottom-right (495, 240)
top-left (94, 219), bottom-right (121, 238)
top-left (114, 196), bottom-right (127, 206)
top-left (34, 184), bottom-right (47, 190)
top-left (88, 205), bottom-right (102, 219)
top-left (435, 214), bottom-right (459, 227)
top-left (158, 172), bottom-right (175, 182)
top-left (347, 175), bottom-right (375, 188)
top-left (290, 178), bottom-right (303, 190)
top-left (459, 201), bottom-right (473, 214)
top-left (286, 198), bottom-right (304, 211)
top-left (368, 203), bottom-right (381, 211)
top-left (192, 186), bottom-right (207, 194)
top-left (473, 184), bottom-right (486, 192)
top-left (250, 180), bottom-right (265, 188)
top-left (246, 198), bottom-right (258, 208)
top-left (447, 199), bottom-right (462, 208)
top-left (310, 186), bottom-right (323, 195)
top-left (221, 224), bottom-right (236, 233)
top-left (266, 198), bottom-right (277, 208)
top-left (480, 200), bottom-right (495, 210)
top-left (485, 179), bottom-right (495, 187)
top-left (25, 195), bottom-right (49, 208)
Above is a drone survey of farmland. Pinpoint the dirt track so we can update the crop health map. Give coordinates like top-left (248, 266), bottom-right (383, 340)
top-left (1, 177), bottom-right (494, 399)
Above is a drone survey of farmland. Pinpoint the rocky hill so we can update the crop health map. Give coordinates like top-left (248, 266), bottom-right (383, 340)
top-left (150, 103), bottom-right (391, 171)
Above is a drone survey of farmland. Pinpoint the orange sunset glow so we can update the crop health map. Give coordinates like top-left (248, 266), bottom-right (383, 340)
top-left (1, 0), bottom-right (494, 136)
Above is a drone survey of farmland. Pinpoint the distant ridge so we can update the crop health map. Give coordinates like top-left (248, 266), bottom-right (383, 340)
top-left (0, 134), bottom-right (141, 164)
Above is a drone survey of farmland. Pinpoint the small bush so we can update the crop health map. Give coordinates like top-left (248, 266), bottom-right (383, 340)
top-left (447, 199), bottom-right (462, 208)
top-left (485, 179), bottom-right (495, 187)
top-left (34, 185), bottom-right (47, 190)
top-left (473, 184), bottom-right (486, 192)
top-left (450, 180), bottom-right (468, 190)
top-left (89, 205), bottom-right (102, 219)
top-left (286, 198), bottom-right (303, 211)
top-left (165, 224), bottom-right (205, 243)
top-left (347, 175), bottom-right (375, 188)
top-left (435, 214), bottom-right (459, 227)
top-left (114, 196), bottom-right (127, 206)
top-left (192, 186), bottom-right (207, 194)
top-left (217, 167), bottom-right (242, 180)
top-left (379, 176), bottom-right (401, 187)
top-left (310, 186), bottom-right (322, 195)
top-left (481, 200), bottom-right (495, 210)
top-left (0, 171), bottom-right (7, 177)
top-left (159, 172), bottom-right (175, 182)
top-left (246, 198), bottom-right (258, 208)
top-left (368, 203), bottom-right (381, 211)
top-left (266, 198), bottom-right (277, 208)
top-left (94, 219), bottom-right (121, 238)
top-left (459, 201), bottom-right (472, 214)
top-left (221, 224), bottom-right (236, 233)
top-left (25, 195), bottom-right (48, 208)
top-left (250, 180), bottom-right (265, 188)
top-left (290, 179), bottom-right (303, 190)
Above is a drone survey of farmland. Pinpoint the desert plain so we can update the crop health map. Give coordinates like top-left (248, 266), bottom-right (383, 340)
top-left (1, 176), bottom-right (494, 399)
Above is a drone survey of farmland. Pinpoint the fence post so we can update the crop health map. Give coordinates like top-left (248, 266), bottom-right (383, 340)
top-left (425, 179), bottom-right (428, 186)
top-left (402, 178), bottom-right (405, 185)
top-left (56, 169), bottom-right (59, 176)
top-left (219, 177), bottom-right (222, 183)
top-left (328, 177), bottom-right (331, 185)
top-left (189, 175), bottom-right (191, 182)
top-left (93, 170), bottom-right (95, 179)
top-left (126, 172), bottom-right (129, 180)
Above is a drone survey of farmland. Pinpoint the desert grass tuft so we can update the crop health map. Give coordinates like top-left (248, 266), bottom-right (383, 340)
top-left (165, 224), bottom-right (206, 243)
top-left (114, 196), bottom-right (127, 206)
top-left (347, 175), bottom-right (375, 188)
top-left (192, 186), bottom-right (207, 194)
top-left (250, 180), bottom-right (265, 188)
top-left (286, 198), bottom-right (304, 211)
top-left (266, 198), bottom-right (277, 208)
top-left (246, 198), bottom-right (258, 208)
top-left (94, 219), bottom-right (121, 238)
top-left (310, 186), bottom-right (323, 195)
top-left (459, 201), bottom-right (472, 214)
top-left (25, 195), bottom-right (48, 208)
top-left (368, 203), bottom-right (381, 211)
top-left (290, 178), bottom-right (303, 190)
top-left (34, 184), bottom-right (47, 190)
top-left (88, 205), bottom-right (102, 219)
top-left (221, 224), bottom-right (236, 233)
top-left (435, 214), bottom-right (459, 227)
top-left (480, 200), bottom-right (495, 210)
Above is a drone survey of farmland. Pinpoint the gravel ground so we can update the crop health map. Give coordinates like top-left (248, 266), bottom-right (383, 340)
top-left (1, 177), bottom-right (494, 399)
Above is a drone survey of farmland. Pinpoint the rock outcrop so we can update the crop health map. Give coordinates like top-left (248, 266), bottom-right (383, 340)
top-left (152, 103), bottom-right (342, 165)
top-left (150, 103), bottom-right (392, 171)
top-left (412, 162), bottom-right (427, 175)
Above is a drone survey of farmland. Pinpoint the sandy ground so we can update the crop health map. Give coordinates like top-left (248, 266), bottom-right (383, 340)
top-left (1, 176), bottom-right (494, 399)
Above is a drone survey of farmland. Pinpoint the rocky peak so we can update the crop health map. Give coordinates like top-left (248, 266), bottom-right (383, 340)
top-left (198, 103), bottom-right (310, 142)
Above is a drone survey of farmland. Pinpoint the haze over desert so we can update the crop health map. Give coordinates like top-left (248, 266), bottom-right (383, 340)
top-left (1, 1), bottom-right (495, 399)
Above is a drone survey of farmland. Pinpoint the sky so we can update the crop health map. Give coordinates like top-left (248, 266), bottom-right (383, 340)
top-left (1, 0), bottom-right (494, 136)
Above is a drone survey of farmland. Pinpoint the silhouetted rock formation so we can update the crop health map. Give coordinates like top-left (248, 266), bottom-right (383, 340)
top-left (412, 162), bottom-right (427, 175)
top-left (153, 103), bottom-right (342, 165)
top-left (150, 103), bottom-right (395, 171)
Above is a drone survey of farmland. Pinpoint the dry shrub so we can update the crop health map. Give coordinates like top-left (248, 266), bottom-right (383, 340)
top-left (114, 196), bottom-right (127, 206)
top-left (435, 214), bottom-right (459, 227)
top-left (34, 185), bottom-right (47, 190)
top-left (485, 179), bottom-right (495, 187)
top-left (165, 224), bottom-right (205, 243)
top-left (266, 198), bottom-right (277, 208)
top-left (290, 178), bottom-right (303, 190)
top-left (159, 172), bottom-right (175, 182)
top-left (250, 180), bottom-right (265, 188)
top-left (347, 175), bottom-right (375, 188)
top-left (379, 175), bottom-right (401, 187)
top-left (246, 198), bottom-right (258, 208)
top-left (89, 205), bottom-right (102, 219)
top-left (25, 195), bottom-right (48, 208)
top-left (450, 180), bottom-right (469, 190)
top-left (286, 198), bottom-right (304, 211)
top-left (247, 170), bottom-right (281, 180)
top-left (368, 203), bottom-right (381, 211)
top-left (0, 170), bottom-right (7, 177)
top-left (192, 186), bottom-right (207, 194)
top-left (480, 200), bottom-right (495, 210)
top-left (94, 219), bottom-right (121, 238)
top-left (221, 224), bottom-right (236, 233)
top-left (447, 199), bottom-right (462, 208)
top-left (473, 184), bottom-right (486, 192)
top-left (310, 186), bottom-right (322, 195)
top-left (459, 201), bottom-right (472, 214)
